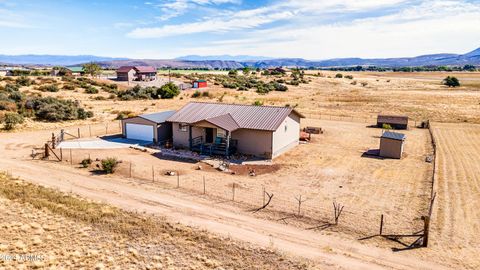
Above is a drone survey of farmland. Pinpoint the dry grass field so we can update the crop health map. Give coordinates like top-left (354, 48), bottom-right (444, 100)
top-left (0, 174), bottom-right (311, 269)
top-left (428, 123), bottom-right (480, 269)
top-left (2, 71), bottom-right (480, 131)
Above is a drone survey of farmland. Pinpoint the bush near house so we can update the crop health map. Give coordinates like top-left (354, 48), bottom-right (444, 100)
top-left (101, 157), bottom-right (119, 174)
top-left (1, 112), bottom-right (24, 130)
top-left (84, 86), bottom-right (99, 94)
top-left (25, 97), bottom-right (94, 122)
top-left (335, 73), bottom-right (343, 78)
top-left (117, 83), bottom-right (180, 100)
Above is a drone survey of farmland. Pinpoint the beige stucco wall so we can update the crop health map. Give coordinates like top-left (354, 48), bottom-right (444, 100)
top-left (231, 129), bottom-right (273, 158)
top-left (171, 122), bottom-right (204, 149)
top-left (379, 138), bottom-right (404, 159)
top-left (272, 113), bottom-right (301, 158)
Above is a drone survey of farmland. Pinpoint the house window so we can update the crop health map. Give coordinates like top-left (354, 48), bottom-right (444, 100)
top-left (179, 123), bottom-right (188, 132)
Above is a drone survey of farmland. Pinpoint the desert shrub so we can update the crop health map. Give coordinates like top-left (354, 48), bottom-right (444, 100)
top-left (273, 82), bottom-right (288, 91)
top-left (4, 84), bottom-right (19, 93)
top-left (93, 96), bottom-right (106, 100)
top-left (443, 76), bottom-right (460, 87)
top-left (252, 100), bottom-right (264, 106)
top-left (287, 80), bottom-right (300, 86)
top-left (345, 75), bottom-right (354, 79)
top-left (115, 111), bottom-right (135, 120)
top-left (16, 76), bottom-right (32, 86)
top-left (26, 97), bottom-right (93, 122)
top-left (101, 157), bottom-right (119, 174)
top-left (84, 86), bottom-right (99, 94)
top-left (80, 158), bottom-right (92, 168)
top-left (63, 84), bottom-right (75, 90)
top-left (382, 123), bottom-right (392, 130)
top-left (351, 80), bottom-right (357, 85)
top-left (8, 91), bottom-right (25, 103)
top-left (191, 90), bottom-right (201, 98)
top-left (361, 82), bottom-right (368, 87)
top-left (157, 82), bottom-right (180, 99)
top-left (228, 70), bottom-right (238, 77)
top-left (38, 84), bottom-right (59, 92)
top-left (335, 73), bottom-right (343, 78)
top-left (2, 112), bottom-right (24, 130)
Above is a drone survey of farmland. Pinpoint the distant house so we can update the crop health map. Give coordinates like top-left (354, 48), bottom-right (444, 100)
top-left (166, 102), bottom-right (304, 158)
top-left (121, 111), bottom-right (176, 143)
top-left (193, 80), bottom-right (207, 88)
top-left (67, 66), bottom-right (85, 76)
top-left (379, 131), bottom-right (406, 159)
top-left (116, 66), bottom-right (157, 81)
top-left (377, 115), bottom-right (409, 129)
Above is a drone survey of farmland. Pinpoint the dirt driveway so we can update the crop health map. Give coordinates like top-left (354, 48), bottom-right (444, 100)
top-left (0, 126), bottom-right (449, 269)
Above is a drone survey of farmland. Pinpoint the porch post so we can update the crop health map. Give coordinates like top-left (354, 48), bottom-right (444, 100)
top-left (225, 130), bottom-right (230, 156)
top-left (189, 125), bottom-right (193, 150)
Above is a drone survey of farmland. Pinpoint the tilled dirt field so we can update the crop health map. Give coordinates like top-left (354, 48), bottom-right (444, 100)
top-left (429, 123), bottom-right (480, 269)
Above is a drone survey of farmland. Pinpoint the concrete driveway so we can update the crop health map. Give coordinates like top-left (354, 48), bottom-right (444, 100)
top-left (57, 137), bottom-right (151, 149)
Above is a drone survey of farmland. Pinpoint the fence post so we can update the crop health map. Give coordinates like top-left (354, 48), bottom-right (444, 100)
top-left (379, 214), bottom-right (384, 235)
top-left (152, 166), bottom-right (155, 182)
top-left (232, 183), bottom-right (235, 201)
top-left (203, 176), bottom-right (206, 195)
top-left (44, 143), bottom-right (50, 158)
top-left (177, 172), bottom-right (180, 188)
top-left (60, 148), bottom-right (63, 161)
top-left (51, 133), bottom-right (56, 149)
top-left (422, 216), bottom-right (430, 247)
top-left (78, 128), bottom-right (80, 138)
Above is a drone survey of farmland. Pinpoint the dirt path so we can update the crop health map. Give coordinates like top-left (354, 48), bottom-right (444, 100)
top-left (0, 129), bottom-right (448, 269)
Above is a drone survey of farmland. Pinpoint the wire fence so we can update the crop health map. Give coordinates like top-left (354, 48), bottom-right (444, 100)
top-left (302, 113), bottom-right (420, 128)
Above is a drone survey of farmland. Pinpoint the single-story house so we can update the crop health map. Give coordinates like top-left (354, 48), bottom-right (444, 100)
top-left (67, 66), bottom-right (85, 76)
top-left (193, 80), bottom-right (207, 88)
top-left (166, 102), bottom-right (304, 158)
top-left (116, 66), bottom-right (157, 81)
top-left (121, 111), bottom-right (176, 143)
top-left (377, 115), bottom-right (409, 129)
top-left (379, 131), bottom-right (406, 159)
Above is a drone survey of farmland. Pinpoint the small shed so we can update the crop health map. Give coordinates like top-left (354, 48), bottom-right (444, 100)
top-left (67, 66), bottom-right (85, 76)
top-left (379, 131), bottom-right (406, 159)
top-left (193, 80), bottom-right (207, 88)
top-left (377, 115), bottom-right (408, 129)
top-left (122, 111), bottom-right (176, 143)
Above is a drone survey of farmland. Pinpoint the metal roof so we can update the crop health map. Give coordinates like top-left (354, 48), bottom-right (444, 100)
top-left (199, 113), bottom-right (240, 132)
top-left (381, 131), bottom-right (406, 141)
top-left (117, 66), bottom-right (135, 73)
top-left (68, 66), bottom-right (84, 72)
top-left (377, 115), bottom-right (408, 125)
top-left (134, 66), bottom-right (156, 73)
top-left (167, 102), bottom-right (304, 131)
top-left (139, 110), bottom-right (176, 123)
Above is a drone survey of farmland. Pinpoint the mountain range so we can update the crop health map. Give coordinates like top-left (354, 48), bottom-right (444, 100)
top-left (0, 48), bottom-right (479, 68)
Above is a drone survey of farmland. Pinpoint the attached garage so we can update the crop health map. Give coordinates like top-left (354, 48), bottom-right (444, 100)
top-left (125, 123), bottom-right (154, 141)
top-left (122, 111), bottom-right (176, 144)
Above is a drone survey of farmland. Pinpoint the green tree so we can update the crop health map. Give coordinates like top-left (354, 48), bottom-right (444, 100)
top-left (443, 76), bottom-right (460, 87)
top-left (157, 82), bottom-right (180, 99)
top-left (82, 62), bottom-right (101, 77)
top-left (228, 69), bottom-right (238, 77)
top-left (2, 112), bottom-right (24, 130)
top-left (101, 157), bottom-right (119, 174)
top-left (242, 67), bottom-right (251, 76)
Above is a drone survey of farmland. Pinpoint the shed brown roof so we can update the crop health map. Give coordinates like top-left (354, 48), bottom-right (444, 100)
top-left (167, 102), bottom-right (304, 131)
top-left (377, 115), bottom-right (409, 125)
top-left (134, 66), bottom-right (156, 73)
top-left (117, 66), bottom-right (135, 73)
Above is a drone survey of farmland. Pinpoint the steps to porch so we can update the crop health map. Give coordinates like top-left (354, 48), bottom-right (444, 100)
top-left (190, 136), bottom-right (237, 156)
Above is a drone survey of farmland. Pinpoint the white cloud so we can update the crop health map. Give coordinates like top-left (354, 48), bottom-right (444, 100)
top-left (0, 7), bottom-right (32, 28)
top-left (150, 0), bottom-right (240, 21)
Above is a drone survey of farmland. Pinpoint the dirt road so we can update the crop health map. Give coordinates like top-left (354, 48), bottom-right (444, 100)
top-left (0, 128), bottom-right (448, 269)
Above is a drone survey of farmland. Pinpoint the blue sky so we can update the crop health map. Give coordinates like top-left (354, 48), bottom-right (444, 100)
top-left (0, 0), bottom-right (479, 59)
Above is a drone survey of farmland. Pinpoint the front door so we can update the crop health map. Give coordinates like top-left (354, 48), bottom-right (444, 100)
top-left (205, 128), bottom-right (214, 143)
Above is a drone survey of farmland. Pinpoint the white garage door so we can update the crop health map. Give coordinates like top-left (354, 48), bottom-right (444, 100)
top-left (126, 123), bottom-right (154, 142)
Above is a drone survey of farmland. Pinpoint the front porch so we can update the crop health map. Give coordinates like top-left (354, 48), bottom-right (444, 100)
top-left (188, 126), bottom-right (238, 156)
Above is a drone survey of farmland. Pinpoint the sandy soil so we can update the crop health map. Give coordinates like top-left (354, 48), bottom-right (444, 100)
top-left (0, 129), bottom-right (443, 269)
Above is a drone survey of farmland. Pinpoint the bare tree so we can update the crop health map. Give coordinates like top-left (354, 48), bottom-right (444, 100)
top-left (252, 190), bottom-right (274, 213)
top-left (333, 201), bottom-right (344, 225)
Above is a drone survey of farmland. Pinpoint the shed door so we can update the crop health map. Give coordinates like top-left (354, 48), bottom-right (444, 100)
top-left (126, 123), bottom-right (154, 142)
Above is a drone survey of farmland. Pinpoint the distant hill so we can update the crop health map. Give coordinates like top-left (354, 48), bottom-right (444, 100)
top-left (0, 54), bottom-right (128, 66)
top-left (1, 47), bottom-right (479, 68)
top-left (176, 55), bottom-right (272, 61)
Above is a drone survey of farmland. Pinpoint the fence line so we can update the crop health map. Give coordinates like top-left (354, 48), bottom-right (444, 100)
top-left (302, 113), bottom-right (419, 128)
